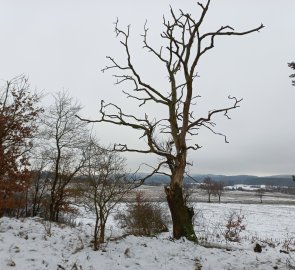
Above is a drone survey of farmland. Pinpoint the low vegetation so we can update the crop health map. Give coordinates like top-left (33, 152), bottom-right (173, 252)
top-left (115, 192), bottom-right (168, 237)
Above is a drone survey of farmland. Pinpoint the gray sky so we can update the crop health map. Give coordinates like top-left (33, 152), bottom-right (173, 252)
top-left (0, 0), bottom-right (294, 176)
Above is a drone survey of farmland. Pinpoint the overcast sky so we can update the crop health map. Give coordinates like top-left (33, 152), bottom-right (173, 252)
top-left (0, 0), bottom-right (294, 176)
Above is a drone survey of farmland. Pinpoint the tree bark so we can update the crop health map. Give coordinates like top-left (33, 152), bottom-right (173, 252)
top-left (165, 174), bottom-right (197, 242)
top-left (99, 221), bottom-right (105, 244)
top-left (93, 202), bottom-right (100, 251)
top-left (49, 147), bottom-right (60, 221)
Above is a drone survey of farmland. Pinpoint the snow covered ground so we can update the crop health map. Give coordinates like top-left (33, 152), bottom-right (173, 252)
top-left (0, 202), bottom-right (295, 270)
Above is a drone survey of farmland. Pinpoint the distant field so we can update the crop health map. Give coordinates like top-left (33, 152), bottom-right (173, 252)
top-left (132, 185), bottom-right (295, 205)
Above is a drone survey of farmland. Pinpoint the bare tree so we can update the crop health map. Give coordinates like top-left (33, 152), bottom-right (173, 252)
top-left (202, 177), bottom-right (215, 203)
top-left (213, 181), bottom-right (224, 203)
top-left (28, 150), bottom-right (51, 217)
top-left (256, 188), bottom-right (265, 203)
top-left (78, 1), bottom-right (263, 241)
top-left (79, 138), bottom-right (140, 250)
top-left (41, 92), bottom-right (88, 222)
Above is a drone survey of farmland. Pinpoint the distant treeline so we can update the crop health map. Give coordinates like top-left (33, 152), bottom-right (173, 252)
top-left (144, 174), bottom-right (295, 187)
top-left (38, 172), bottom-right (295, 187)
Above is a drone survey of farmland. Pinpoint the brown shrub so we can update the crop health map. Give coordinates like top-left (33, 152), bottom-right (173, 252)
top-left (116, 192), bottom-right (168, 236)
top-left (223, 210), bottom-right (245, 243)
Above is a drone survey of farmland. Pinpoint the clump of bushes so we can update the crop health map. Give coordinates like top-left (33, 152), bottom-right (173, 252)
top-left (116, 192), bottom-right (168, 236)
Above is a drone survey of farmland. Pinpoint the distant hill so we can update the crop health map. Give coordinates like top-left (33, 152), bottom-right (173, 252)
top-left (144, 174), bottom-right (295, 187)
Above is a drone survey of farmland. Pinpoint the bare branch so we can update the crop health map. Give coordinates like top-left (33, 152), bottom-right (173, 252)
top-left (103, 20), bottom-right (170, 105)
top-left (188, 96), bottom-right (242, 131)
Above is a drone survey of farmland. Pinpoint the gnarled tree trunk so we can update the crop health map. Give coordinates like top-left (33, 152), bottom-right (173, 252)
top-left (165, 182), bottom-right (196, 242)
top-left (165, 155), bottom-right (197, 242)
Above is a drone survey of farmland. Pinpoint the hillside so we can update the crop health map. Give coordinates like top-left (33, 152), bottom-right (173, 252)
top-left (1, 203), bottom-right (295, 269)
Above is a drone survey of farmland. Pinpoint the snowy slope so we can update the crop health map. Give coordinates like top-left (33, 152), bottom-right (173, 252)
top-left (0, 203), bottom-right (294, 270)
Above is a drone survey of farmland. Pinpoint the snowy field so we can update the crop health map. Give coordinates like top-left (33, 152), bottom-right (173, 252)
top-left (0, 202), bottom-right (295, 270)
top-left (134, 186), bottom-right (295, 204)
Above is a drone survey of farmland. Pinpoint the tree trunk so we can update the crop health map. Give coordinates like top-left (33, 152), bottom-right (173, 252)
top-left (94, 217), bottom-right (99, 250)
top-left (49, 141), bottom-right (61, 221)
top-left (99, 206), bottom-right (106, 244)
top-left (93, 201), bottom-right (100, 250)
top-left (55, 207), bottom-right (59, 222)
top-left (32, 196), bottom-right (37, 216)
top-left (49, 197), bottom-right (55, 221)
top-left (165, 181), bottom-right (197, 242)
top-left (25, 189), bottom-right (29, 217)
top-left (99, 221), bottom-right (105, 244)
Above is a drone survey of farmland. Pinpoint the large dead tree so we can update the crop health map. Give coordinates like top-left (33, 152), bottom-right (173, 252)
top-left (79, 0), bottom-right (263, 241)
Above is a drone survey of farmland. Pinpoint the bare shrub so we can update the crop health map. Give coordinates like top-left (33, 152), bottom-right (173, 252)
top-left (223, 210), bottom-right (245, 243)
top-left (282, 235), bottom-right (295, 253)
top-left (41, 219), bottom-right (53, 238)
top-left (58, 212), bottom-right (79, 228)
top-left (116, 192), bottom-right (168, 236)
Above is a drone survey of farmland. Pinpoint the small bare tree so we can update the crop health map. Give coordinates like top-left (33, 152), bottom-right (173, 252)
top-left (41, 92), bottom-right (88, 222)
top-left (202, 177), bottom-right (215, 203)
top-left (78, 0), bottom-right (263, 241)
top-left (213, 181), bottom-right (224, 203)
top-left (256, 188), bottom-right (265, 203)
top-left (79, 138), bottom-right (141, 250)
